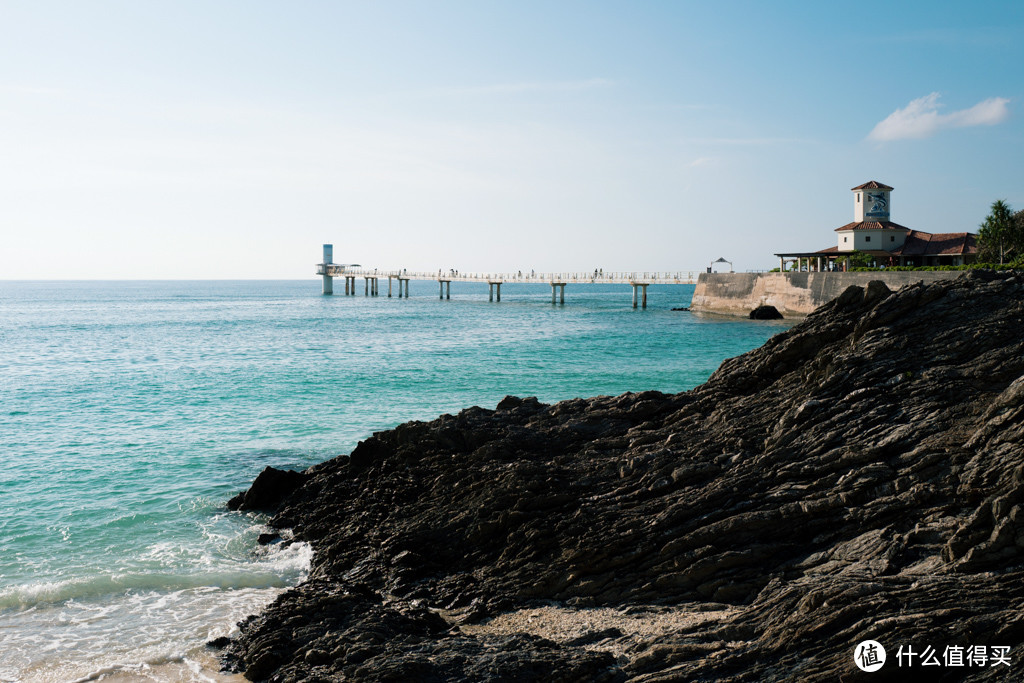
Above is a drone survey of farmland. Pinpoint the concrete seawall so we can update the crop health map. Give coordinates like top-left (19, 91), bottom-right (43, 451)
top-left (690, 271), bottom-right (964, 318)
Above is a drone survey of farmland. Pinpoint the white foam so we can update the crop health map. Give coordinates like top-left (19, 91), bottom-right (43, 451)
top-left (0, 541), bottom-right (311, 682)
top-left (0, 541), bottom-right (311, 611)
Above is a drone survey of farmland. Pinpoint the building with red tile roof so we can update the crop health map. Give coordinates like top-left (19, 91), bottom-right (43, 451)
top-left (775, 182), bottom-right (977, 271)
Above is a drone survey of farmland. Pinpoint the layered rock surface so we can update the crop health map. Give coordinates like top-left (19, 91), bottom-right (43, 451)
top-left (222, 271), bottom-right (1024, 681)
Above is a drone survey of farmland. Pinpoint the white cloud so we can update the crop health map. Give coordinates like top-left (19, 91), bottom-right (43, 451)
top-left (868, 92), bottom-right (1010, 141)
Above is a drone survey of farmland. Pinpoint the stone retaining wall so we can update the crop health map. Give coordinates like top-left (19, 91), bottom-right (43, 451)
top-left (690, 271), bottom-right (964, 317)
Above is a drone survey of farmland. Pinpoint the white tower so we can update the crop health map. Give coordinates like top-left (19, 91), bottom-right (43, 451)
top-left (853, 181), bottom-right (893, 222)
top-left (321, 244), bottom-right (334, 295)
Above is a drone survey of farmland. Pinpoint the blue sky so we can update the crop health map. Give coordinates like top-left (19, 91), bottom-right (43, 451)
top-left (1, 1), bottom-right (1021, 278)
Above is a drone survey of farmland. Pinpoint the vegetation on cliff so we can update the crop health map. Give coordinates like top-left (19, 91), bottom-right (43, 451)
top-left (222, 271), bottom-right (1024, 682)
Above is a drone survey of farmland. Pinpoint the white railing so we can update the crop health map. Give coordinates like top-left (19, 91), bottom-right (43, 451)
top-left (321, 266), bottom-right (700, 284)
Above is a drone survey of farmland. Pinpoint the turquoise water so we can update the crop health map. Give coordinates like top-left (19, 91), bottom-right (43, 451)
top-left (0, 280), bottom-right (789, 681)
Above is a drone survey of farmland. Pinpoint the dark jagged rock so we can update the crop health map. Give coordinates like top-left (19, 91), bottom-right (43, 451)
top-left (749, 304), bottom-right (783, 319)
top-left (227, 466), bottom-right (306, 512)
top-left (225, 271), bottom-right (1024, 681)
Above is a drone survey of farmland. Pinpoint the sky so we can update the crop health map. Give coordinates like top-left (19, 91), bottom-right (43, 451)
top-left (1, 0), bottom-right (1022, 279)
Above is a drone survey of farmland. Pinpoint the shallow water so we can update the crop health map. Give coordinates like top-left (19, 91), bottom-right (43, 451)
top-left (0, 279), bottom-right (789, 681)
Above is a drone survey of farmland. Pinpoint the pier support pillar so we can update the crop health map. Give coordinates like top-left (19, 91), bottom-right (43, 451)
top-left (489, 283), bottom-right (493, 302)
top-left (344, 277), bottom-right (349, 295)
top-left (365, 278), bottom-right (369, 296)
top-left (631, 283), bottom-right (649, 309)
top-left (323, 274), bottom-right (333, 295)
top-left (446, 281), bottom-right (451, 299)
top-left (551, 282), bottom-right (566, 305)
top-left (496, 283), bottom-right (501, 302)
top-left (388, 277), bottom-right (392, 297)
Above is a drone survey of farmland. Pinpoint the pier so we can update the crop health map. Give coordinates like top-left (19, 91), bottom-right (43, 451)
top-left (317, 245), bottom-right (698, 308)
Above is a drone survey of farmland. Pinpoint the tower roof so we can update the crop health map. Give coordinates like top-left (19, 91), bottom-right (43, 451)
top-left (852, 181), bottom-right (894, 191)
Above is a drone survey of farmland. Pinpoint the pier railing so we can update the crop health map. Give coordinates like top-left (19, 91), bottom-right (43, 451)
top-left (319, 266), bottom-right (699, 284)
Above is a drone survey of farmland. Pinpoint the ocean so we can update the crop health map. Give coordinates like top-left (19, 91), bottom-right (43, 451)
top-left (0, 279), bottom-right (789, 682)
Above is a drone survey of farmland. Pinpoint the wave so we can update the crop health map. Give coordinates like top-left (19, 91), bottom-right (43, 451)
top-left (0, 542), bottom-right (311, 611)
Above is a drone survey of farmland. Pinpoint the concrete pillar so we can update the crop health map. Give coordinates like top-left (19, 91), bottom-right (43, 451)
top-left (344, 277), bottom-right (349, 295)
top-left (404, 279), bottom-right (410, 298)
top-left (321, 244), bottom-right (333, 295)
top-left (489, 283), bottom-right (494, 302)
top-left (388, 277), bottom-right (393, 297)
top-left (551, 284), bottom-right (556, 304)
top-left (632, 284), bottom-right (638, 308)
top-left (439, 281), bottom-right (444, 300)
top-left (817, 257), bottom-right (822, 272)
top-left (496, 283), bottom-right (501, 302)
top-left (560, 284), bottom-right (565, 304)
top-left (364, 278), bottom-right (369, 296)
top-left (642, 284), bottom-right (648, 309)
top-left (779, 257), bottom-right (784, 272)
top-left (446, 281), bottom-right (450, 299)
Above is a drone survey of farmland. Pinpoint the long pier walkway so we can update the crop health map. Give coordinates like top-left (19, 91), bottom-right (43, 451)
top-left (316, 245), bottom-right (701, 308)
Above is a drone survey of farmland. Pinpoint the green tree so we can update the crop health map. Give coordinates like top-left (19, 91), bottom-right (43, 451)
top-left (1015, 210), bottom-right (1024, 267)
top-left (977, 200), bottom-right (1020, 265)
top-left (847, 250), bottom-right (876, 268)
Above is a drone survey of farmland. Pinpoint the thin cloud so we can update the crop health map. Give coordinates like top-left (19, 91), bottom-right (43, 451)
top-left (868, 93), bottom-right (1010, 141)
top-left (677, 136), bottom-right (814, 146)
top-left (422, 78), bottom-right (614, 97)
top-left (472, 78), bottom-right (614, 93)
top-left (2, 85), bottom-right (68, 96)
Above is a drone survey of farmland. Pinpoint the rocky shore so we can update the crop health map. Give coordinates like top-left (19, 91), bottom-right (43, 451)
top-left (220, 271), bottom-right (1024, 681)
